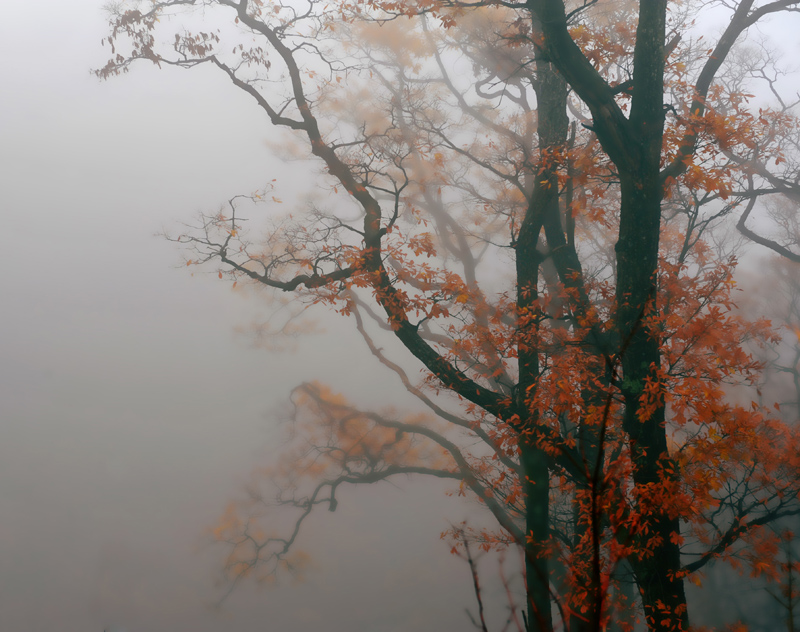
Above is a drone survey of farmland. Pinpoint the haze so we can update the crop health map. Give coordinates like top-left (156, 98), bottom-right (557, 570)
top-left (0, 2), bottom-right (485, 630)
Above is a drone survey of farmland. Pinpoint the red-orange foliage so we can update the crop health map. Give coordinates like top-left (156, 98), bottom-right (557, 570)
top-left (98, 1), bottom-right (800, 630)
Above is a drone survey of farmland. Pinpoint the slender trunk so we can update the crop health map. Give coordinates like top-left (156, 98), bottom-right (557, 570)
top-left (514, 42), bottom-right (570, 632)
top-left (519, 438), bottom-right (553, 632)
top-left (516, 191), bottom-right (553, 631)
top-left (569, 362), bottom-right (611, 632)
top-left (516, 171), bottom-right (552, 632)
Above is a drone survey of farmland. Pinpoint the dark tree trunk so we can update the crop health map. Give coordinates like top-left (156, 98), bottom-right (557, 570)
top-left (615, 3), bottom-right (689, 630)
top-left (515, 45), bottom-right (569, 632)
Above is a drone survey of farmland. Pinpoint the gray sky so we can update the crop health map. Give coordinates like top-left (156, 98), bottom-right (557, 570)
top-left (0, 3), bottom-right (489, 631)
top-left (3, 3), bottom-right (800, 632)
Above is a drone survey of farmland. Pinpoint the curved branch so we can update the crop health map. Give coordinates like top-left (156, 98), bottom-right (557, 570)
top-left (662, 0), bottom-right (800, 182)
top-left (351, 296), bottom-right (523, 476)
top-left (736, 176), bottom-right (800, 262)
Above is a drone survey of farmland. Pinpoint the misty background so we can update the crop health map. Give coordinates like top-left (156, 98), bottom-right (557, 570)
top-left (2, 3), bottom-right (799, 632)
top-left (0, 3), bottom-right (489, 631)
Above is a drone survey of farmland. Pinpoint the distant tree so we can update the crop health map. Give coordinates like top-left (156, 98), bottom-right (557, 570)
top-left (98, 1), bottom-right (800, 631)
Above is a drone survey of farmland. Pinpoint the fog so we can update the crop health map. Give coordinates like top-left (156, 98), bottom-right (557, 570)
top-left (3, 3), bottom-right (800, 632)
top-left (0, 3), bottom-right (486, 630)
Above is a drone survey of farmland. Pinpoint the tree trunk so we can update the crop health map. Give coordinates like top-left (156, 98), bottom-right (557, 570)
top-left (616, 167), bottom-right (688, 631)
top-left (601, 3), bottom-right (689, 629)
top-left (515, 152), bottom-right (553, 632)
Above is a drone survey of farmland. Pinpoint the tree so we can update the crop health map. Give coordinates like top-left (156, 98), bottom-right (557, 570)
top-left (97, 1), bottom-right (800, 630)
